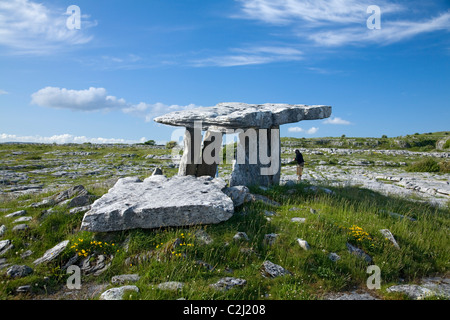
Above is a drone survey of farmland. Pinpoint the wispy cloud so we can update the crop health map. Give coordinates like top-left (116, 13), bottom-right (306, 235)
top-left (0, 0), bottom-right (96, 55)
top-left (0, 89), bottom-right (8, 95)
top-left (234, 0), bottom-right (450, 47)
top-left (288, 126), bottom-right (319, 134)
top-left (0, 133), bottom-right (147, 144)
top-left (30, 86), bottom-right (200, 121)
top-left (192, 45), bottom-right (303, 67)
top-left (323, 117), bottom-right (352, 125)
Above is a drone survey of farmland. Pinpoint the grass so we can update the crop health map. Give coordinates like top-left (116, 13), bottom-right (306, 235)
top-left (0, 137), bottom-right (449, 300)
top-left (1, 180), bottom-right (448, 300)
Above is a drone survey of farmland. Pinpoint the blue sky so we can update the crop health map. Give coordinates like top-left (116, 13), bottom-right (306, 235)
top-left (0, 0), bottom-right (449, 144)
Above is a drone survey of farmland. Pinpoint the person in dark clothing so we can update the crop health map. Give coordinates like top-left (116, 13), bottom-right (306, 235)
top-left (293, 149), bottom-right (305, 181)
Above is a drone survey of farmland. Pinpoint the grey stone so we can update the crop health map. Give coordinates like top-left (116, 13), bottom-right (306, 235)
top-left (33, 240), bottom-right (69, 265)
top-left (222, 185), bottom-right (250, 207)
top-left (0, 225), bottom-right (6, 237)
top-left (68, 195), bottom-right (92, 208)
top-left (80, 175), bottom-right (234, 232)
top-left (111, 274), bottom-right (141, 285)
top-left (379, 229), bottom-right (400, 249)
top-left (263, 233), bottom-right (278, 246)
top-left (53, 185), bottom-right (88, 203)
top-left (210, 277), bottom-right (247, 291)
top-left (12, 224), bottom-right (29, 232)
top-left (5, 210), bottom-right (27, 218)
top-left (81, 254), bottom-right (112, 276)
top-left (261, 260), bottom-right (292, 278)
top-left (154, 102), bottom-right (331, 130)
top-left (69, 205), bottom-right (91, 214)
top-left (157, 281), bottom-right (184, 291)
top-left (99, 285), bottom-right (139, 300)
top-left (0, 240), bottom-right (13, 256)
top-left (297, 238), bottom-right (310, 250)
top-left (6, 264), bottom-right (33, 278)
top-left (16, 285), bottom-right (31, 293)
top-left (346, 242), bottom-right (372, 263)
top-left (233, 232), bottom-right (249, 242)
top-left (152, 167), bottom-right (163, 175)
top-left (326, 290), bottom-right (379, 300)
top-left (13, 216), bottom-right (32, 223)
top-left (386, 284), bottom-right (434, 300)
top-left (194, 229), bottom-right (213, 245)
top-left (328, 252), bottom-right (341, 262)
top-left (31, 198), bottom-right (55, 208)
top-left (291, 217), bottom-right (306, 223)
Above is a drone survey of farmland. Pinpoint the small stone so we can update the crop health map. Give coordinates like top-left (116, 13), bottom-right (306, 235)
top-left (99, 285), bottom-right (139, 300)
top-left (233, 232), bottom-right (249, 242)
top-left (12, 224), bottom-right (29, 232)
top-left (0, 225), bottom-right (6, 237)
top-left (33, 240), bottom-right (69, 265)
top-left (346, 242), bottom-right (372, 263)
top-left (69, 205), bottom-right (91, 214)
top-left (5, 210), bottom-right (27, 218)
top-left (13, 216), bottom-right (32, 223)
top-left (111, 274), bottom-right (141, 285)
top-left (210, 277), bottom-right (246, 291)
top-left (6, 264), bottom-right (33, 278)
top-left (152, 167), bottom-right (163, 176)
top-left (16, 285), bottom-right (32, 293)
top-left (263, 233), bottom-right (278, 246)
top-left (297, 238), bottom-right (310, 250)
top-left (261, 260), bottom-right (292, 278)
top-left (328, 252), bottom-right (341, 262)
top-left (379, 229), bottom-right (400, 249)
top-left (263, 210), bottom-right (276, 217)
top-left (194, 230), bottom-right (213, 245)
top-left (157, 281), bottom-right (184, 291)
top-left (386, 284), bottom-right (434, 300)
top-left (291, 217), bottom-right (306, 223)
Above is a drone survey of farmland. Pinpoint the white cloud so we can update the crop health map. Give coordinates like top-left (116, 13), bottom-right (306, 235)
top-left (0, 133), bottom-right (147, 144)
top-left (31, 86), bottom-right (200, 122)
top-left (235, 0), bottom-right (450, 47)
top-left (31, 87), bottom-right (127, 111)
top-left (0, 89), bottom-right (8, 95)
top-left (192, 46), bottom-right (303, 67)
top-left (308, 12), bottom-right (450, 46)
top-left (323, 117), bottom-right (352, 125)
top-left (288, 127), bottom-right (304, 133)
top-left (306, 127), bottom-right (319, 134)
top-left (0, 0), bottom-right (95, 55)
top-left (288, 126), bottom-right (319, 134)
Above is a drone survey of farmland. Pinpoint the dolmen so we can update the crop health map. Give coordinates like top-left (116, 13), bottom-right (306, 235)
top-left (154, 102), bottom-right (331, 187)
top-left (81, 102), bottom-right (331, 232)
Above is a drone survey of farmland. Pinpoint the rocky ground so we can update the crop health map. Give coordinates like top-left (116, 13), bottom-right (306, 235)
top-left (0, 141), bottom-right (449, 300)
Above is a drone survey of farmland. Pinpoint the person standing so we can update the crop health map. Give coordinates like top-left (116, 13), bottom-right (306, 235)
top-left (293, 149), bottom-right (305, 181)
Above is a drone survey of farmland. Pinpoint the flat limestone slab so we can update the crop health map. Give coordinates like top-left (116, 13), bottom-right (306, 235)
top-left (80, 175), bottom-right (234, 232)
top-left (154, 102), bottom-right (331, 129)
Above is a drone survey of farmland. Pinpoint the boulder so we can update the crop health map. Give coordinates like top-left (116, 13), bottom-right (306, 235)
top-left (261, 260), bottom-right (292, 278)
top-left (157, 281), bottom-right (184, 291)
top-left (99, 285), bottom-right (139, 300)
top-left (33, 240), bottom-right (69, 265)
top-left (80, 175), bottom-right (234, 232)
top-left (6, 265), bottom-right (33, 278)
top-left (210, 277), bottom-right (247, 291)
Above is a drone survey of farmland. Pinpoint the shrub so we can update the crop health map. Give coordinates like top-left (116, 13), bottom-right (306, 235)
top-left (406, 158), bottom-right (440, 173)
top-left (439, 161), bottom-right (450, 173)
top-left (165, 141), bottom-right (178, 149)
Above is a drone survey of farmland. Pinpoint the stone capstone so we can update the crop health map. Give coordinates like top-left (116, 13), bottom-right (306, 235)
top-left (154, 102), bottom-right (331, 130)
top-left (80, 175), bottom-right (234, 232)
